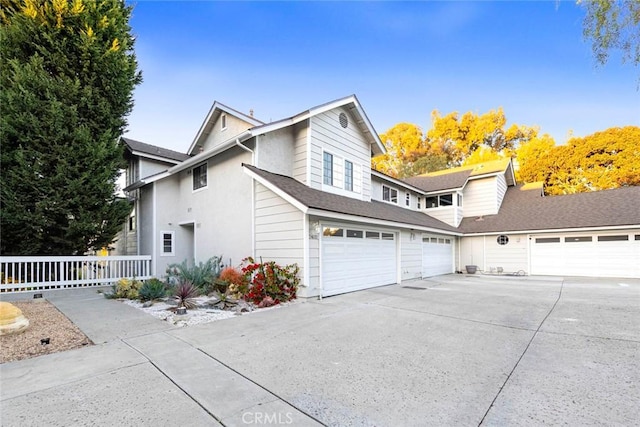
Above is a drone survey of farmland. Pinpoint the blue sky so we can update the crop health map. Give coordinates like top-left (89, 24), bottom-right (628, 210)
top-left (125, 1), bottom-right (639, 153)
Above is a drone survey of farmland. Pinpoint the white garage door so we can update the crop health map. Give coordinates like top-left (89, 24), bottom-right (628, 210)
top-left (321, 225), bottom-right (397, 296)
top-left (422, 235), bottom-right (454, 277)
top-left (531, 231), bottom-right (640, 278)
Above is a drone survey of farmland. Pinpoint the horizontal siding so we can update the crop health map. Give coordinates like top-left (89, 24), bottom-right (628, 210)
top-left (309, 108), bottom-right (372, 198)
top-left (462, 178), bottom-right (498, 217)
top-left (293, 122), bottom-right (307, 183)
top-left (424, 207), bottom-right (456, 227)
top-left (401, 230), bottom-right (422, 280)
top-left (496, 174), bottom-right (508, 211)
top-left (254, 183), bottom-right (304, 285)
top-left (485, 234), bottom-right (528, 274)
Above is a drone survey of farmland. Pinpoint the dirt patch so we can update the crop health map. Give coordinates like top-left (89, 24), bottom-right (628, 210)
top-left (0, 300), bottom-right (92, 364)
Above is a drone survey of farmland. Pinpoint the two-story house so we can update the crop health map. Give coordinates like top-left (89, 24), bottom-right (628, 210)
top-left (122, 95), bottom-right (640, 297)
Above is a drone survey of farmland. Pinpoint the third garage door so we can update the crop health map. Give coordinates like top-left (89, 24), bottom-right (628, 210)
top-left (422, 235), bottom-right (454, 277)
top-left (321, 225), bottom-right (397, 296)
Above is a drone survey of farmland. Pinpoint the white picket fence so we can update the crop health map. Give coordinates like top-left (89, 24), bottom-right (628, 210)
top-left (0, 255), bottom-right (152, 293)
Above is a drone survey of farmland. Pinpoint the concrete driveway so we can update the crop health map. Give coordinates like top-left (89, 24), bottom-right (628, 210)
top-left (1, 275), bottom-right (639, 426)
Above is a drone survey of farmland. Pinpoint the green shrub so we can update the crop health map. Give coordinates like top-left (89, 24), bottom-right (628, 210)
top-left (111, 278), bottom-right (143, 299)
top-left (138, 278), bottom-right (168, 302)
top-left (166, 256), bottom-right (223, 292)
top-left (241, 257), bottom-right (299, 307)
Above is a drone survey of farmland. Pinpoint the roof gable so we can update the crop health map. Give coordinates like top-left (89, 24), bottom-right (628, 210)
top-left (249, 95), bottom-right (386, 156)
top-left (188, 102), bottom-right (264, 155)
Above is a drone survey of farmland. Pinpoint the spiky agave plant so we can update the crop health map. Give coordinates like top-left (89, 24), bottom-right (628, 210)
top-left (173, 281), bottom-right (200, 310)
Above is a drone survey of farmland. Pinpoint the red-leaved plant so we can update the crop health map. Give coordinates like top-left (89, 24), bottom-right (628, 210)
top-left (241, 257), bottom-right (299, 307)
top-left (173, 281), bottom-right (200, 310)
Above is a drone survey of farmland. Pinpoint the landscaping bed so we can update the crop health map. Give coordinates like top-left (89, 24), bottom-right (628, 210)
top-left (0, 300), bottom-right (92, 364)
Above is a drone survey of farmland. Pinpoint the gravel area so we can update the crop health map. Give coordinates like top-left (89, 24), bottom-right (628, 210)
top-left (0, 300), bottom-right (92, 364)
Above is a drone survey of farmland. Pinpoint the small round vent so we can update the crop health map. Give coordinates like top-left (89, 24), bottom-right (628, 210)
top-left (497, 235), bottom-right (509, 245)
top-left (339, 112), bottom-right (348, 128)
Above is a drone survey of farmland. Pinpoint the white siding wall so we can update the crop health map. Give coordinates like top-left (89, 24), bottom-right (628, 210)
top-left (484, 234), bottom-right (529, 274)
top-left (254, 182), bottom-right (305, 290)
top-left (309, 108), bottom-right (372, 201)
top-left (458, 236), bottom-right (485, 271)
top-left (257, 128), bottom-right (295, 176)
top-left (307, 222), bottom-right (320, 298)
top-left (139, 185), bottom-right (154, 257)
top-left (293, 121), bottom-right (308, 183)
top-left (496, 174), bottom-right (508, 211)
top-left (153, 148), bottom-right (253, 276)
top-left (424, 208), bottom-right (456, 227)
top-left (462, 177), bottom-right (498, 217)
top-left (401, 230), bottom-right (422, 280)
top-left (201, 115), bottom-right (254, 152)
top-left (139, 158), bottom-right (174, 180)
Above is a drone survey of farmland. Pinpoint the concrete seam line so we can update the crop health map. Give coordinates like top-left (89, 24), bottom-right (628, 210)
top-left (368, 301), bottom-right (537, 333)
top-left (189, 346), bottom-right (328, 426)
top-left (121, 338), bottom-right (226, 426)
top-left (477, 279), bottom-right (566, 426)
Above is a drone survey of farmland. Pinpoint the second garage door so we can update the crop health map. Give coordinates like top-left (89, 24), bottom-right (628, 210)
top-left (321, 225), bottom-right (397, 296)
top-left (422, 235), bottom-right (454, 277)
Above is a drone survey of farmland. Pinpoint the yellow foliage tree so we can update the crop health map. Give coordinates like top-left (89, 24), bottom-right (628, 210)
top-left (517, 126), bottom-right (640, 195)
top-left (427, 108), bottom-right (537, 165)
top-left (373, 123), bottom-right (447, 177)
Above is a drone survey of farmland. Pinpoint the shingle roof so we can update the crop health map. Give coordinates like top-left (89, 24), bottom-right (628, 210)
top-left (244, 165), bottom-right (459, 233)
top-left (460, 185), bottom-right (640, 234)
top-left (401, 159), bottom-right (512, 193)
top-left (122, 137), bottom-right (190, 162)
top-left (404, 170), bottom-right (472, 192)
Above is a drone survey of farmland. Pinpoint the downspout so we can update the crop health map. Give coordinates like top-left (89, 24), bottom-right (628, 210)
top-left (235, 137), bottom-right (256, 258)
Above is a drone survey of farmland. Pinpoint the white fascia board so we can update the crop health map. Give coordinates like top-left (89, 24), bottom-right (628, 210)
top-left (463, 224), bottom-right (640, 237)
top-left (241, 166), bottom-right (309, 213)
top-left (371, 171), bottom-right (427, 194)
top-left (130, 151), bottom-right (182, 165)
top-left (424, 186), bottom-right (467, 196)
top-left (188, 102), bottom-right (218, 155)
top-left (348, 97), bottom-right (386, 155)
top-left (171, 131), bottom-right (252, 175)
top-left (306, 208), bottom-right (462, 236)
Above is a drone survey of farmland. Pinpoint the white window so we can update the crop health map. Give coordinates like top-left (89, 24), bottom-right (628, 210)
top-left (323, 152), bottom-right (333, 185)
top-left (457, 193), bottom-right (463, 207)
top-left (382, 185), bottom-right (398, 204)
top-left (344, 160), bottom-right (353, 191)
top-left (405, 192), bottom-right (410, 207)
top-left (193, 163), bottom-right (207, 191)
top-left (417, 197), bottom-right (422, 209)
top-left (161, 231), bottom-right (175, 256)
top-left (425, 193), bottom-right (454, 209)
top-left (221, 114), bottom-right (227, 130)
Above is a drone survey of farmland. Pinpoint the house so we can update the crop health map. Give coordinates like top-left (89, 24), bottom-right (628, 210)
top-left (120, 95), bottom-right (640, 297)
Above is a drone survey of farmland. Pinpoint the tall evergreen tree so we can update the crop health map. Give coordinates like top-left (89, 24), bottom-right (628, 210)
top-left (0, 0), bottom-right (142, 255)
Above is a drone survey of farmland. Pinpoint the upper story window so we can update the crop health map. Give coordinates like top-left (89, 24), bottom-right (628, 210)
top-left (193, 163), bottom-right (208, 191)
top-left (221, 114), bottom-right (227, 130)
top-left (382, 185), bottom-right (398, 204)
top-left (405, 192), bottom-right (410, 207)
top-left (425, 193), bottom-right (453, 209)
top-left (344, 160), bottom-right (353, 191)
top-left (417, 197), bottom-right (422, 209)
top-left (323, 152), bottom-right (333, 185)
top-left (457, 193), bottom-right (463, 207)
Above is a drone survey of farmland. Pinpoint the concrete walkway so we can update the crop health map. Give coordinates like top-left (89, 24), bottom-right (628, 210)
top-left (0, 288), bottom-right (321, 426)
top-left (1, 276), bottom-right (639, 426)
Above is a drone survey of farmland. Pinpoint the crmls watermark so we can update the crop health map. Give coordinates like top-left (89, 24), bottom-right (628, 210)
top-left (241, 411), bottom-right (294, 425)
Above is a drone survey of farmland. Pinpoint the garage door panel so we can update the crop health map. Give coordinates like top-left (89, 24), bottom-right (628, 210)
top-left (322, 225), bottom-right (397, 296)
top-left (422, 235), bottom-right (454, 277)
top-left (531, 232), bottom-right (639, 278)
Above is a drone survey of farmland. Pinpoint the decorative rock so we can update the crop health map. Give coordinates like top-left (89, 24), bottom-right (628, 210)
top-left (0, 302), bottom-right (30, 336)
top-left (142, 301), bottom-right (154, 308)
